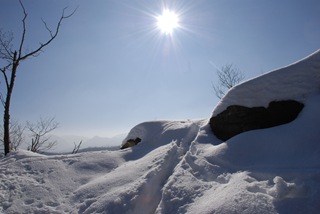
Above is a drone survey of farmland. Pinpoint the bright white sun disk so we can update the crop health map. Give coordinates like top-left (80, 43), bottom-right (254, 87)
top-left (157, 10), bottom-right (179, 34)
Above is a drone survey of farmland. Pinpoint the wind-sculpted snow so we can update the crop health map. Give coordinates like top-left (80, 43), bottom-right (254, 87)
top-left (212, 49), bottom-right (320, 116)
top-left (1, 102), bottom-right (320, 213)
top-left (0, 150), bottom-right (124, 213)
top-left (154, 97), bottom-right (320, 213)
top-left (0, 120), bottom-right (207, 214)
top-left (1, 50), bottom-right (320, 213)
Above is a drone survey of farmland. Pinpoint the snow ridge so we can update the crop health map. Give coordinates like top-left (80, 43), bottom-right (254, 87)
top-left (212, 49), bottom-right (320, 116)
top-left (1, 50), bottom-right (320, 213)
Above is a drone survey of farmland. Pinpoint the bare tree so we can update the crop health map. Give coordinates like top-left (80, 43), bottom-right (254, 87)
top-left (71, 140), bottom-right (83, 154)
top-left (0, 119), bottom-right (25, 152)
top-left (8, 120), bottom-right (25, 151)
top-left (26, 117), bottom-right (59, 153)
top-left (212, 64), bottom-right (245, 99)
top-left (0, 0), bottom-right (76, 155)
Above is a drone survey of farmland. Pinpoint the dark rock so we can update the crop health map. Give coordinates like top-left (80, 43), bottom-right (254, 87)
top-left (210, 100), bottom-right (304, 141)
top-left (120, 137), bottom-right (142, 149)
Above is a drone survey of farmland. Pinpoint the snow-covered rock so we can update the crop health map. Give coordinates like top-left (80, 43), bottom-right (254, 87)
top-left (212, 49), bottom-right (320, 116)
top-left (0, 50), bottom-right (319, 214)
top-left (209, 49), bottom-right (320, 142)
top-left (210, 100), bottom-right (304, 141)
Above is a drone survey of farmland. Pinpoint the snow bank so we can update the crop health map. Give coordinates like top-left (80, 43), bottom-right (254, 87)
top-left (212, 49), bottom-right (320, 116)
top-left (203, 94), bottom-right (320, 170)
top-left (121, 119), bottom-right (206, 151)
top-left (155, 93), bottom-right (320, 213)
top-left (0, 150), bottom-right (125, 213)
top-left (0, 50), bottom-right (320, 213)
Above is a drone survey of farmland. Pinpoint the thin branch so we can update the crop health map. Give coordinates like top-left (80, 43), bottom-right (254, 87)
top-left (19, 6), bottom-right (77, 61)
top-left (18, 0), bottom-right (28, 59)
top-left (41, 18), bottom-right (53, 37)
top-left (72, 140), bottom-right (82, 154)
top-left (0, 30), bottom-right (14, 60)
top-left (212, 64), bottom-right (245, 99)
top-left (0, 93), bottom-right (5, 107)
top-left (0, 64), bottom-right (11, 90)
top-left (27, 117), bottom-right (58, 136)
top-left (26, 117), bottom-right (59, 153)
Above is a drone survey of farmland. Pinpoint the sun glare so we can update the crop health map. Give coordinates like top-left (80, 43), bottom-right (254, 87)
top-left (156, 10), bottom-right (179, 35)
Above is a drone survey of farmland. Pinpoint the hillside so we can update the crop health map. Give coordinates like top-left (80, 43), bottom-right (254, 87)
top-left (0, 50), bottom-right (320, 214)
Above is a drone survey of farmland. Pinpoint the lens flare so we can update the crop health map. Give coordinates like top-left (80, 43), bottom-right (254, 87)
top-left (156, 10), bottom-right (179, 35)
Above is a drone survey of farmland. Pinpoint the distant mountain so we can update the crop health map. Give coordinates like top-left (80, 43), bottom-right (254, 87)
top-left (1, 50), bottom-right (319, 213)
top-left (20, 133), bottom-right (127, 153)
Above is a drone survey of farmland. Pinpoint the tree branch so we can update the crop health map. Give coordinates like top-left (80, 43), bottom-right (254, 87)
top-left (0, 64), bottom-right (11, 90)
top-left (26, 117), bottom-right (59, 153)
top-left (0, 30), bottom-right (14, 60)
top-left (19, 6), bottom-right (77, 61)
top-left (212, 64), bottom-right (245, 99)
top-left (41, 18), bottom-right (53, 37)
top-left (18, 0), bottom-right (27, 59)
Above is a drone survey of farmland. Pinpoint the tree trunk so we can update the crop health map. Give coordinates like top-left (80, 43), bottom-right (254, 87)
top-left (3, 52), bottom-right (18, 155)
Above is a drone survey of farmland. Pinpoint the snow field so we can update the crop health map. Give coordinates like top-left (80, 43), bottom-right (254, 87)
top-left (0, 50), bottom-right (320, 213)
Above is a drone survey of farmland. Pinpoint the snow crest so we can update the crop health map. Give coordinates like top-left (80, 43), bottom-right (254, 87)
top-left (1, 50), bottom-right (320, 213)
top-left (212, 49), bottom-right (320, 116)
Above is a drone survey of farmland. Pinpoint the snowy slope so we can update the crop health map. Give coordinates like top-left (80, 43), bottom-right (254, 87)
top-left (1, 50), bottom-right (320, 214)
top-left (212, 49), bottom-right (320, 116)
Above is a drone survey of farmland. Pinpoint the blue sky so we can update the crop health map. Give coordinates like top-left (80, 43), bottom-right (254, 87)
top-left (1, 0), bottom-right (320, 138)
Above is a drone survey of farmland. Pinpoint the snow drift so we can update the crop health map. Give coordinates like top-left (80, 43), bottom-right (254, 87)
top-left (212, 49), bottom-right (320, 116)
top-left (0, 50), bottom-right (320, 214)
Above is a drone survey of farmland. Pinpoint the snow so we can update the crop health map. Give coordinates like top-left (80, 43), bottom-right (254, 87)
top-left (1, 50), bottom-right (320, 213)
top-left (212, 49), bottom-right (320, 116)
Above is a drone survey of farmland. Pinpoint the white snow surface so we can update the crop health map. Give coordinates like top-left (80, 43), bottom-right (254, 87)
top-left (1, 50), bottom-right (320, 214)
top-left (212, 49), bottom-right (320, 116)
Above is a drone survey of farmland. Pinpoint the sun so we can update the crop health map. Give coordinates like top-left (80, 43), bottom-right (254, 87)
top-left (156, 10), bottom-right (179, 35)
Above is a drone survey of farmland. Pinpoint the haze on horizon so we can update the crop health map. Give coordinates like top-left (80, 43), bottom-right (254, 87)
top-left (0, 0), bottom-right (319, 142)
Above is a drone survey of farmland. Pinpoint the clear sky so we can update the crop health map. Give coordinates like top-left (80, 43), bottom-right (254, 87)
top-left (1, 0), bottom-right (320, 138)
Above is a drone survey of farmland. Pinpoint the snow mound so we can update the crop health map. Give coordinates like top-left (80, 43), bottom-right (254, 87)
top-left (1, 50), bottom-right (320, 213)
top-left (212, 49), bottom-right (320, 116)
top-left (203, 94), bottom-right (320, 170)
top-left (122, 120), bottom-right (206, 149)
